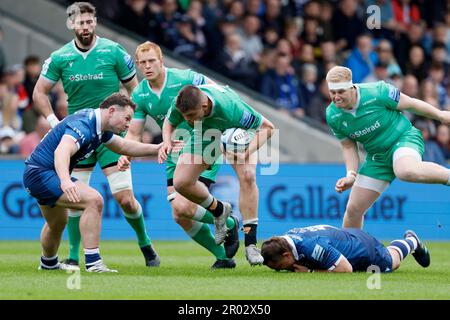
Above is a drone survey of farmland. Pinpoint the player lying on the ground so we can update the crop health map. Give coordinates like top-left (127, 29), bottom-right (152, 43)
top-left (261, 224), bottom-right (430, 273)
top-left (23, 93), bottom-right (180, 273)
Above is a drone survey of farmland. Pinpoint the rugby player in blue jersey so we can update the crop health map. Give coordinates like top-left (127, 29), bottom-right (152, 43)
top-left (23, 93), bottom-right (178, 273)
top-left (261, 225), bottom-right (430, 273)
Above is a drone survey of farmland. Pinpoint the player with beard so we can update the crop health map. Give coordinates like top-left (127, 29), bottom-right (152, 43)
top-left (32, 2), bottom-right (159, 270)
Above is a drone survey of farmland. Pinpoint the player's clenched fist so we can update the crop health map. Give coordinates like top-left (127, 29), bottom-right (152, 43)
top-left (335, 176), bottom-right (356, 193)
top-left (118, 156), bottom-right (131, 171)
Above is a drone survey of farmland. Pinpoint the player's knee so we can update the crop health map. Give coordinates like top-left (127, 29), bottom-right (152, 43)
top-left (116, 194), bottom-right (136, 213)
top-left (238, 169), bottom-right (256, 188)
top-left (171, 198), bottom-right (192, 222)
top-left (173, 177), bottom-right (191, 195)
top-left (345, 201), bottom-right (365, 216)
top-left (47, 217), bottom-right (67, 234)
top-left (86, 192), bottom-right (104, 213)
top-left (394, 166), bottom-right (418, 182)
top-left (171, 209), bottom-right (185, 225)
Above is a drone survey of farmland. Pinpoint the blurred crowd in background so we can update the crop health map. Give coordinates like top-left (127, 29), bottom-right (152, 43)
top-left (0, 0), bottom-right (449, 164)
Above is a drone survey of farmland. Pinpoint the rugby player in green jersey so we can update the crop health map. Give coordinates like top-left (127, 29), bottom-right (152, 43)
top-left (32, 2), bottom-right (159, 269)
top-left (160, 84), bottom-right (275, 266)
top-left (117, 42), bottom-right (239, 268)
top-left (325, 66), bottom-right (450, 229)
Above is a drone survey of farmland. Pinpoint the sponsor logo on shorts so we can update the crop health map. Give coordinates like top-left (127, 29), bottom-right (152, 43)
top-left (156, 114), bottom-right (165, 121)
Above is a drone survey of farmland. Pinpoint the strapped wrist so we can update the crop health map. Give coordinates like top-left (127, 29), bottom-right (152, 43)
top-left (46, 114), bottom-right (60, 128)
top-left (346, 170), bottom-right (357, 180)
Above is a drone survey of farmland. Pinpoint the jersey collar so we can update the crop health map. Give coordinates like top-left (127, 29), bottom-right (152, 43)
top-left (341, 85), bottom-right (361, 116)
top-left (94, 108), bottom-right (102, 137)
top-left (72, 36), bottom-right (99, 60)
top-left (146, 67), bottom-right (168, 99)
top-left (281, 235), bottom-right (299, 260)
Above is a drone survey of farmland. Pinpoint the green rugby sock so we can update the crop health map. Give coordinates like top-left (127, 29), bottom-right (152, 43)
top-left (193, 206), bottom-right (236, 229)
top-left (67, 214), bottom-right (81, 262)
top-left (189, 222), bottom-right (228, 260)
top-left (124, 203), bottom-right (151, 248)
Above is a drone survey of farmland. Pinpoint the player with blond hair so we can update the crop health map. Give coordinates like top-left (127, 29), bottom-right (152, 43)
top-left (325, 66), bottom-right (450, 229)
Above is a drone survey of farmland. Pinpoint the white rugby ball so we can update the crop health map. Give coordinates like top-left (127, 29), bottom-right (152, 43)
top-left (221, 128), bottom-right (254, 152)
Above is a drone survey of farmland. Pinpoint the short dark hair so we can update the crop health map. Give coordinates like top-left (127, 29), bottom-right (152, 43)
top-left (175, 85), bottom-right (203, 113)
top-left (430, 61), bottom-right (444, 71)
top-left (67, 2), bottom-right (97, 19)
top-left (99, 93), bottom-right (136, 111)
top-left (432, 42), bottom-right (446, 50)
top-left (24, 55), bottom-right (40, 66)
top-left (375, 61), bottom-right (389, 69)
top-left (261, 237), bottom-right (291, 266)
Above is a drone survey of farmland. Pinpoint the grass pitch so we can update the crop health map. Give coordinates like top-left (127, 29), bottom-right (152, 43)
top-left (0, 241), bottom-right (449, 300)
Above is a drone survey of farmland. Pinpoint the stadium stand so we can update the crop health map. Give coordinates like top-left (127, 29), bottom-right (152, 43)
top-left (0, 0), bottom-right (344, 162)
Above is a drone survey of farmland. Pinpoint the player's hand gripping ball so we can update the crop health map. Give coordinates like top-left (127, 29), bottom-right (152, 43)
top-left (220, 128), bottom-right (254, 153)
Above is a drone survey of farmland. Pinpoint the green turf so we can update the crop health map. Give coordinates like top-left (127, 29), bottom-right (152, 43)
top-left (0, 241), bottom-right (449, 300)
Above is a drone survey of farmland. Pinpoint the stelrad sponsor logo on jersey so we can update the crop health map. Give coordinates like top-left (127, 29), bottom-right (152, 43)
top-left (69, 73), bottom-right (104, 82)
top-left (349, 120), bottom-right (380, 139)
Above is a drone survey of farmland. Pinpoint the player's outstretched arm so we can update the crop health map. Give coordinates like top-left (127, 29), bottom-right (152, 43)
top-left (397, 93), bottom-right (450, 125)
top-left (335, 139), bottom-right (359, 193)
top-left (118, 120), bottom-right (146, 171)
top-left (106, 135), bottom-right (162, 157)
top-left (125, 120), bottom-right (146, 142)
top-left (33, 77), bottom-right (60, 128)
